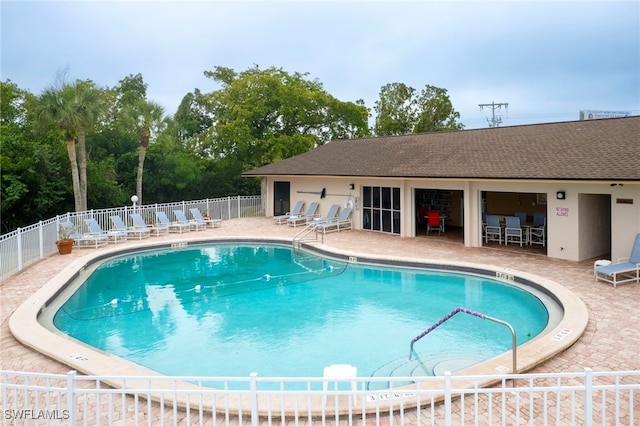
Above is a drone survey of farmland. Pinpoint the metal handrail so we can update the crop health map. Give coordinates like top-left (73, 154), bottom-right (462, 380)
top-left (292, 223), bottom-right (319, 250)
top-left (409, 307), bottom-right (517, 374)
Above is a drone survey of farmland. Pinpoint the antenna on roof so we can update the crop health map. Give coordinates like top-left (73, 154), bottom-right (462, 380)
top-left (479, 102), bottom-right (509, 128)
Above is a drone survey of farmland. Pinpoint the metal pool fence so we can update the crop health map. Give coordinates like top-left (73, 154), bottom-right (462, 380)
top-left (1, 369), bottom-right (638, 425)
top-left (0, 196), bottom-right (263, 281)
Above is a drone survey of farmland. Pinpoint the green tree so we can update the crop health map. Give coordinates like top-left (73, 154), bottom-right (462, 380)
top-left (200, 65), bottom-right (370, 170)
top-left (373, 83), bottom-right (416, 136)
top-left (113, 74), bottom-right (165, 205)
top-left (373, 83), bottom-right (464, 136)
top-left (173, 89), bottom-right (212, 145)
top-left (1, 80), bottom-right (69, 232)
top-left (413, 85), bottom-right (464, 133)
top-left (35, 74), bottom-right (105, 211)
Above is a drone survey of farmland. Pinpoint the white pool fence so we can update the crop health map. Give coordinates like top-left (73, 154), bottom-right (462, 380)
top-left (0, 195), bottom-right (263, 280)
top-left (1, 369), bottom-right (638, 425)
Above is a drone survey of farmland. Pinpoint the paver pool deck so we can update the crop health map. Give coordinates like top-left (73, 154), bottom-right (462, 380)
top-left (1, 217), bottom-right (638, 423)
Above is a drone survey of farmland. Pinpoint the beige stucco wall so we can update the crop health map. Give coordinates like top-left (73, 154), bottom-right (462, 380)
top-left (262, 176), bottom-right (640, 262)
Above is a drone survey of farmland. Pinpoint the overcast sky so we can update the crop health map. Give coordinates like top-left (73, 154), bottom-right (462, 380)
top-left (2, 0), bottom-right (638, 129)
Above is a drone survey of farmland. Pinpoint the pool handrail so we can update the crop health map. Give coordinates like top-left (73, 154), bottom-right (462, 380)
top-left (409, 307), bottom-right (517, 374)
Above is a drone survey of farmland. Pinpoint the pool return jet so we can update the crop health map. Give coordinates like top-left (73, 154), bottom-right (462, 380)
top-left (409, 307), bottom-right (517, 375)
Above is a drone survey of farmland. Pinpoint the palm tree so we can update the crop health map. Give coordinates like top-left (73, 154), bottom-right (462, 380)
top-left (133, 100), bottom-right (165, 205)
top-left (36, 78), bottom-right (104, 211)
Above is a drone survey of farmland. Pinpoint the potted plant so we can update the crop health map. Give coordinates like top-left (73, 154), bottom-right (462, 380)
top-left (56, 223), bottom-right (75, 255)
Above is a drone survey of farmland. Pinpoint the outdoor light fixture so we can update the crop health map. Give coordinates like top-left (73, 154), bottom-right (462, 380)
top-left (556, 191), bottom-right (566, 200)
top-left (131, 195), bottom-right (139, 211)
top-left (349, 183), bottom-right (355, 190)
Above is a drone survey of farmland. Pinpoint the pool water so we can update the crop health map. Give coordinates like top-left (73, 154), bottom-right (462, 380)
top-left (53, 243), bottom-right (548, 387)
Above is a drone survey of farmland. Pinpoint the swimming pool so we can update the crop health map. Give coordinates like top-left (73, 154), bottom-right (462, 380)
top-left (50, 242), bottom-right (552, 388)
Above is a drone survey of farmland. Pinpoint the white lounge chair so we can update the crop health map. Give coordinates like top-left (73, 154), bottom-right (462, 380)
top-left (85, 217), bottom-right (126, 244)
top-left (594, 233), bottom-right (640, 287)
top-left (174, 210), bottom-right (206, 231)
top-left (157, 211), bottom-right (190, 233)
top-left (287, 202), bottom-right (319, 227)
top-left (315, 207), bottom-right (353, 234)
top-left (110, 215), bottom-right (150, 240)
top-left (190, 208), bottom-right (222, 228)
top-left (59, 220), bottom-right (108, 248)
top-left (274, 201), bottom-right (305, 225)
top-left (131, 213), bottom-right (167, 237)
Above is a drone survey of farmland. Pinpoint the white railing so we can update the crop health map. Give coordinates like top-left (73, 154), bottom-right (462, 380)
top-left (0, 196), bottom-right (264, 281)
top-left (1, 369), bottom-right (638, 425)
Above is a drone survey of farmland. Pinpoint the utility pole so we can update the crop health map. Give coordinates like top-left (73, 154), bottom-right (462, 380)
top-left (478, 102), bottom-right (509, 128)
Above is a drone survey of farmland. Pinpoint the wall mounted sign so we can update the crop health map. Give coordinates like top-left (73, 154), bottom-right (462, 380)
top-left (616, 198), bottom-right (633, 204)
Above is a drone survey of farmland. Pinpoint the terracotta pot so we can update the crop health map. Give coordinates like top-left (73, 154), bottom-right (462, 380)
top-left (56, 239), bottom-right (74, 255)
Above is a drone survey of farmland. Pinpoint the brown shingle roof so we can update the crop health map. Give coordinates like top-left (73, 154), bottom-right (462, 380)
top-left (243, 117), bottom-right (640, 181)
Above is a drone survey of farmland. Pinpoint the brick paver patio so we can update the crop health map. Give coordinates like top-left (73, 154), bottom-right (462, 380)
top-left (1, 217), bottom-right (638, 423)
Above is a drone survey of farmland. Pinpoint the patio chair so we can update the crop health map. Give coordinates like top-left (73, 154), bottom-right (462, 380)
top-left (287, 202), bottom-right (319, 227)
top-left (59, 220), bottom-right (108, 249)
top-left (417, 206), bottom-right (430, 227)
top-left (484, 215), bottom-right (502, 245)
top-left (157, 211), bottom-right (190, 233)
top-left (190, 208), bottom-right (222, 228)
top-left (110, 215), bottom-right (150, 240)
top-left (594, 233), bottom-right (640, 287)
top-left (315, 207), bottom-right (353, 234)
top-left (131, 213), bottom-right (167, 237)
top-left (85, 217), bottom-right (126, 244)
top-left (307, 204), bottom-right (340, 226)
top-left (274, 201), bottom-right (305, 225)
top-left (174, 210), bottom-right (206, 231)
top-left (504, 216), bottom-right (525, 246)
top-left (426, 211), bottom-right (444, 235)
top-left (529, 213), bottom-right (546, 247)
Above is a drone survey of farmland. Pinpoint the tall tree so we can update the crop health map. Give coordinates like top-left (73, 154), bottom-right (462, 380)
top-left (373, 83), bottom-right (416, 136)
top-left (413, 85), bottom-right (464, 133)
top-left (1, 80), bottom-right (69, 232)
top-left (373, 83), bottom-right (464, 136)
top-left (36, 74), bottom-right (104, 211)
top-left (200, 65), bottom-right (370, 170)
top-left (113, 74), bottom-right (165, 205)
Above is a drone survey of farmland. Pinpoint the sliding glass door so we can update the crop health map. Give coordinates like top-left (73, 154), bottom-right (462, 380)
top-left (362, 186), bottom-right (401, 234)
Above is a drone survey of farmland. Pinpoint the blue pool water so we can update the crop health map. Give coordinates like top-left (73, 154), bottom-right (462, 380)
top-left (53, 243), bottom-right (549, 386)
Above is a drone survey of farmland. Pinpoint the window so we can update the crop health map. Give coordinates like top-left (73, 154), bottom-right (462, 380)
top-left (362, 186), bottom-right (401, 234)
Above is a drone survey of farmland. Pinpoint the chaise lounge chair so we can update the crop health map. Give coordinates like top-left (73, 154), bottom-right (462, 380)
top-left (59, 220), bottom-right (108, 249)
top-left (110, 215), bottom-right (150, 240)
top-left (132, 213), bottom-right (167, 237)
top-left (190, 208), bottom-right (222, 228)
top-left (594, 233), bottom-right (640, 287)
top-left (315, 207), bottom-right (353, 234)
top-left (157, 211), bottom-right (190, 233)
top-left (174, 210), bottom-right (206, 231)
top-left (287, 202), bottom-right (319, 227)
top-left (85, 217), bottom-right (127, 244)
top-left (273, 201), bottom-right (305, 225)
top-left (307, 204), bottom-right (340, 226)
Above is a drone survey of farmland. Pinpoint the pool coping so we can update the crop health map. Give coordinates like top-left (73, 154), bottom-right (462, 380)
top-left (9, 235), bottom-right (589, 417)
